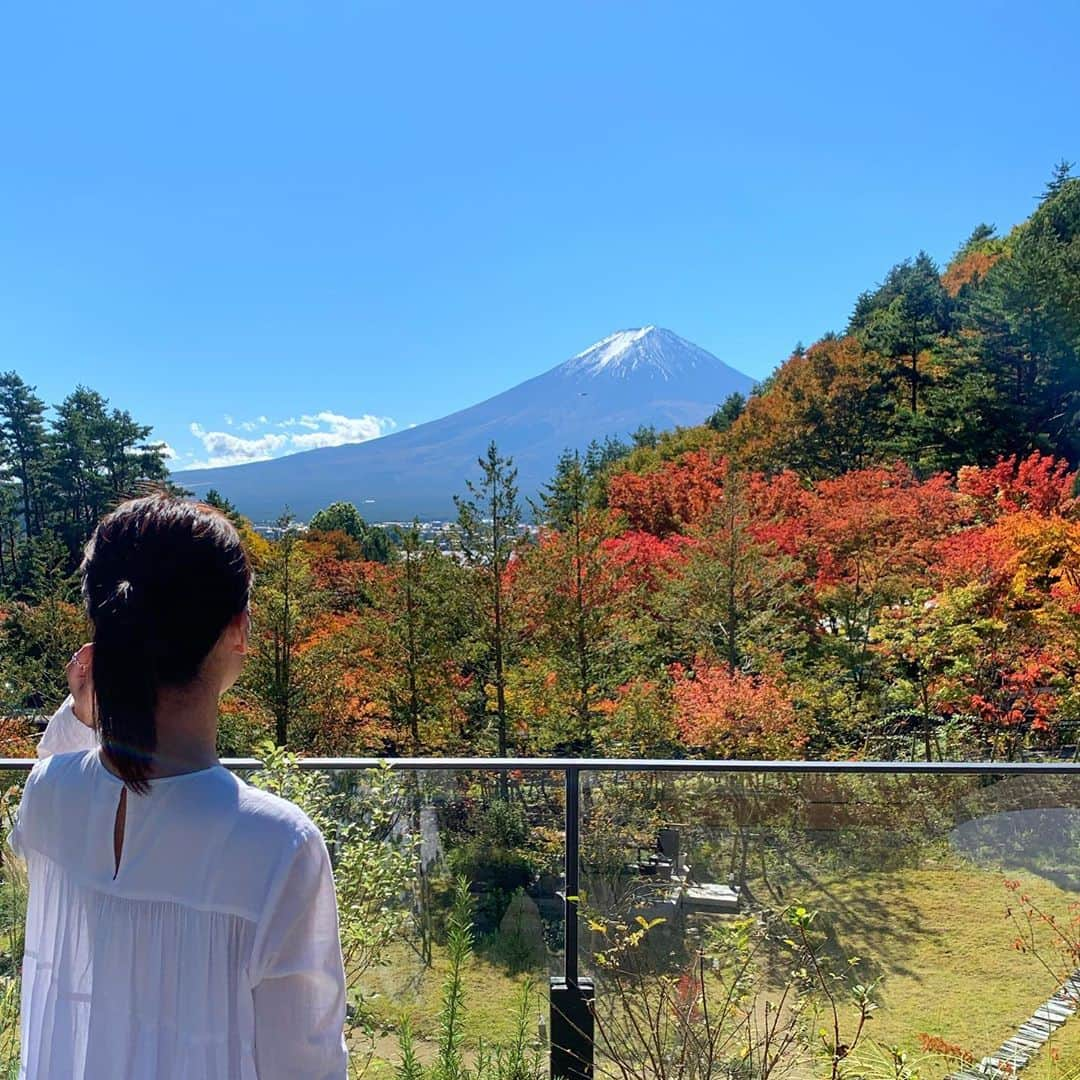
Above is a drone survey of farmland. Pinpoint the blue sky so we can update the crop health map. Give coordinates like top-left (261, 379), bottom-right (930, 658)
top-left (2, 1), bottom-right (1077, 469)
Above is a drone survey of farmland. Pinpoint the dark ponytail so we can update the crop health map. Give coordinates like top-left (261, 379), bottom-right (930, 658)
top-left (81, 495), bottom-right (252, 793)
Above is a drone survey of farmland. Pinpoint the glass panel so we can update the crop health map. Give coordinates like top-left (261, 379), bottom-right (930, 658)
top-left (4, 761), bottom-right (1080, 1076)
top-left (297, 766), bottom-right (563, 1070)
top-left (580, 768), bottom-right (1080, 1078)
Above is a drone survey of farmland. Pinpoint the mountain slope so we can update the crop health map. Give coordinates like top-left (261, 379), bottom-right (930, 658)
top-left (172, 327), bottom-right (753, 521)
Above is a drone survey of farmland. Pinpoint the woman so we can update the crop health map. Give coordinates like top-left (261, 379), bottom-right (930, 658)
top-left (11, 495), bottom-right (348, 1078)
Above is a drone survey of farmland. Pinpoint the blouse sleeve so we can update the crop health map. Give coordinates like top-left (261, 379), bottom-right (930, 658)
top-left (250, 830), bottom-right (348, 1079)
top-left (37, 696), bottom-right (97, 759)
top-left (8, 759), bottom-right (44, 859)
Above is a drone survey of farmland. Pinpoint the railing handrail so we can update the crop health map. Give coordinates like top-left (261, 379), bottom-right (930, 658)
top-left (2, 755), bottom-right (1080, 774)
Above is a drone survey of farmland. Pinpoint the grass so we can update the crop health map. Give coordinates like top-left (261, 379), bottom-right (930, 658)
top-left (354, 937), bottom-right (541, 1070)
top-left (349, 855), bottom-right (1080, 1078)
top-left (1027, 1020), bottom-right (1080, 1080)
top-left (767, 860), bottom-right (1080, 1078)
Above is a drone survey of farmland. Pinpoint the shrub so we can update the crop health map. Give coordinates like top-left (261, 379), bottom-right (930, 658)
top-left (396, 878), bottom-right (543, 1080)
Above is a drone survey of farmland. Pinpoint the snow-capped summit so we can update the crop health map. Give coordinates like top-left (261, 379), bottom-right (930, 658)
top-left (560, 326), bottom-right (731, 381)
top-left (568, 327), bottom-right (658, 373)
top-left (173, 327), bottom-right (753, 521)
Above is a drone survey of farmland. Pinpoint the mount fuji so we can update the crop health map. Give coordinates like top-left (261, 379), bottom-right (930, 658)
top-left (171, 327), bottom-right (753, 522)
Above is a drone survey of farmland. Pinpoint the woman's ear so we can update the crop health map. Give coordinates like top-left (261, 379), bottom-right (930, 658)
top-left (231, 609), bottom-right (250, 655)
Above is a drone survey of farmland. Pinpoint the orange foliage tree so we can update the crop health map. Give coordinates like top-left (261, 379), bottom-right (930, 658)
top-left (671, 662), bottom-right (806, 758)
top-left (941, 246), bottom-right (1004, 297)
top-left (607, 450), bottom-right (728, 536)
top-left (957, 452), bottom-right (1077, 521)
top-left (724, 337), bottom-right (896, 478)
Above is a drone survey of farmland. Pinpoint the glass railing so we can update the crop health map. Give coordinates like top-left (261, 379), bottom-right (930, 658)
top-left (2, 756), bottom-right (1080, 1079)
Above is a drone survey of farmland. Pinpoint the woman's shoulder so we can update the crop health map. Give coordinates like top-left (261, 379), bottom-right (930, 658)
top-left (215, 774), bottom-right (326, 870)
top-left (23, 747), bottom-right (101, 803)
top-left (17, 751), bottom-right (75, 834)
top-left (30, 745), bottom-right (98, 776)
top-left (15, 750), bottom-right (119, 861)
top-left (232, 777), bottom-right (321, 840)
top-left (196, 776), bottom-right (330, 914)
top-left (36, 696), bottom-right (97, 759)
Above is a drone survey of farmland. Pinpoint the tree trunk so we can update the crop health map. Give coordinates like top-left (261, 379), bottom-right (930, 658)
top-left (574, 519), bottom-right (590, 742)
top-left (492, 489), bottom-right (509, 799)
top-left (405, 555), bottom-right (421, 750)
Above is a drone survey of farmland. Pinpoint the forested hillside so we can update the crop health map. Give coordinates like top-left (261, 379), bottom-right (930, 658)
top-left (2, 168), bottom-right (1078, 762)
top-left (720, 162), bottom-right (1080, 474)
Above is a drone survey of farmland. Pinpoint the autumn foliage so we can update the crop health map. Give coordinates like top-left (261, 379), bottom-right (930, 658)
top-left (608, 450), bottom-right (727, 536)
top-left (671, 663), bottom-right (805, 758)
top-left (187, 443), bottom-right (1078, 763)
top-left (940, 246), bottom-right (1003, 297)
top-left (596, 447), bottom-right (1077, 759)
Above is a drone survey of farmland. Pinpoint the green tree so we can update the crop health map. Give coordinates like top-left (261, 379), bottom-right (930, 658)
top-left (584, 435), bottom-right (630, 477)
top-left (309, 500), bottom-right (366, 538)
top-left (454, 443), bottom-right (522, 778)
top-left (0, 483), bottom-right (20, 589)
top-left (202, 488), bottom-right (243, 524)
top-left (579, 434), bottom-right (631, 508)
top-left (631, 424), bottom-right (659, 450)
top-left (871, 587), bottom-right (997, 761)
top-left (0, 372), bottom-right (48, 542)
top-left (0, 582), bottom-right (84, 711)
top-left (360, 524), bottom-right (395, 564)
top-left (959, 222), bottom-right (997, 253)
top-left (1040, 158), bottom-right (1074, 202)
top-left (47, 387), bottom-right (169, 560)
top-left (850, 252), bottom-right (953, 414)
top-left (967, 178), bottom-right (1080, 462)
top-left (529, 450), bottom-right (615, 748)
top-left (905, 341), bottom-right (1020, 472)
top-left (309, 500), bottom-right (395, 563)
top-left (662, 469), bottom-right (803, 674)
top-left (706, 391), bottom-right (747, 433)
top-left (374, 523), bottom-right (473, 752)
top-left (244, 513), bottom-right (323, 746)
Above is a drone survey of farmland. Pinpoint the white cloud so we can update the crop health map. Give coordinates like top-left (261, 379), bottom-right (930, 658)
top-left (188, 423), bottom-right (289, 469)
top-left (185, 411), bottom-right (396, 469)
top-left (223, 414), bottom-right (235, 426)
top-left (289, 411), bottom-right (397, 449)
top-left (154, 441), bottom-right (179, 460)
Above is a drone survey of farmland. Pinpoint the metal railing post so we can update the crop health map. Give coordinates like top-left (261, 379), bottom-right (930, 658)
top-left (550, 765), bottom-right (594, 1080)
top-left (565, 765), bottom-right (580, 984)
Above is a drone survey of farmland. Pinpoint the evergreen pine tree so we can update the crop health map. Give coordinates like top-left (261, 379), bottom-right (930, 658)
top-left (454, 443), bottom-right (522, 780)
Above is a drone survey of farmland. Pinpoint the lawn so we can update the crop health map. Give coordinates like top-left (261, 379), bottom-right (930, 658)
top-left (354, 937), bottom-right (542, 1073)
top-left (1027, 1021), bottom-right (1080, 1080)
top-left (763, 860), bottom-right (1080, 1078)
top-left (347, 853), bottom-right (1080, 1078)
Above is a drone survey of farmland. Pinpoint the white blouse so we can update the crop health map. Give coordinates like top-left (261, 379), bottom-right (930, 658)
top-left (12, 700), bottom-right (349, 1079)
top-left (35, 695), bottom-right (97, 759)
